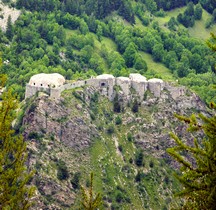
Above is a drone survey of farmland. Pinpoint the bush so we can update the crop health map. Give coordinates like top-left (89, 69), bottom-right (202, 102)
top-left (116, 192), bottom-right (124, 203)
top-left (135, 171), bottom-right (144, 182)
top-left (135, 150), bottom-right (143, 167)
top-left (115, 116), bottom-right (122, 125)
top-left (71, 172), bottom-right (81, 189)
top-left (107, 124), bottom-right (115, 134)
top-left (149, 160), bottom-right (154, 168)
top-left (118, 145), bottom-right (123, 152)
top-left (28, 102), bottom-right (37, 113)
top-left (113, 94), bottom-right (121, 113)
top-left (57, 160), bottom-right (69, 180)
top-left (127, 133), bottom-right (133, 142)
top-left (132, 99), bottom-right (139, 113)
top-left (28, 132), bottom-right (42, 140)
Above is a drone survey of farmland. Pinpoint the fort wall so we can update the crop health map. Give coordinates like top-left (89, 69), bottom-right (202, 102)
top-left (25, 73), bottom-right (185, 101)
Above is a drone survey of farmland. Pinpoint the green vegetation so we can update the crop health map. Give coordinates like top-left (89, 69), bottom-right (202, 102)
top-left (167, 32), bottom-right (216, 210)
top-left (0, 0), bottom-right (216, 209)
top-left (0, 74), bottom-right (35, 209)
top-left (0, 0), bottom-right (215, 104)
top-left (80, 173), bottom-right (102, 210)
top-left (167, 111), bottom-right (216, 209)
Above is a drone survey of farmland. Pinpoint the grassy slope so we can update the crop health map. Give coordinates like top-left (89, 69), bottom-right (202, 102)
top-left (154, 6), bottom-right (216, 40)
top-left (188, 9), bottom-right (216, 40)
top-left (84, 95), bottom-right (179, 209)
top-left (140, 52), bottom-right (175, 81)
top-left (154, 7), bottom-right (186, 30)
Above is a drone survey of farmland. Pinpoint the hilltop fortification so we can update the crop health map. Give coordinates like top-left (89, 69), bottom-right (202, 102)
top-left (25, 73), bottom-right (185, 101)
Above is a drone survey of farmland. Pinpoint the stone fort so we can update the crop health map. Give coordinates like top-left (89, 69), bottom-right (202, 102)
top-left (25, 73), bottom-right (185, 101)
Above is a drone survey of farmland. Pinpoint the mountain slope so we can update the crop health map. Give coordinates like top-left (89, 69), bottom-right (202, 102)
top-left (20, 84), bottom-right (207, 209)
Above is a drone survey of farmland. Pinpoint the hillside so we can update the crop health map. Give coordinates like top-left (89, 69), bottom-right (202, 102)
top-left (19, 82), bottom-right (207, 209)
top-left (0, 0), bottom-right (215, 105)
top-left (0, 0), bottom-right (216, 209)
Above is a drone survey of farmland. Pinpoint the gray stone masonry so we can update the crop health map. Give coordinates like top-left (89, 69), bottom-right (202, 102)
top-left (25, 73), bottom-right (185, 101)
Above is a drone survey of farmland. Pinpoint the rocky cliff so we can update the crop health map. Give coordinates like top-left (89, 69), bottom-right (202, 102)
top-left (21, 85), bottom-right (208, 209)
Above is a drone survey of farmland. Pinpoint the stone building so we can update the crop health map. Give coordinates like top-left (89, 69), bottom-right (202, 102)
top-left (25, 72), bottom-right (185, 101)
top-left (25, 73), bottom-right (65, 99)
top-left (129, 73), bottom-right (148, 100)
top-left (148, 78), bottom-right (164, 97)
top-left (116, 77), bottom-right (131, 96)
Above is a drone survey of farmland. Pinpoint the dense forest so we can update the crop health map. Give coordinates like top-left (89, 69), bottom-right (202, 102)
top-left (0, 0), bottom-right (216, 103)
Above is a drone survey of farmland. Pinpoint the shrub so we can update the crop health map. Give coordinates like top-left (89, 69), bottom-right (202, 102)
top-left (135, 150), bottom-right (143, 167)
top-left (149, 160), bottom-right (154, 168)
top-left (132, 99), bottom-right (139, 113)
top-left (118, 145), bottom-right (123, 152)
top-left (107, 124), bottom-right (114, 134)
top-left (28, 132), bottom-right (42, 140)
top-left (28, 102), bottom-right (37, 113)
top-left (127, 133), bottom-right (133, 142)
top-left (115, 116), bottom-right (122, 125)
top-left (57, 160), bottom-right (69, 180)
top-left (113, 95), bottom-right (121, 113)
top-left (71, 172), bottom-right (81, 189)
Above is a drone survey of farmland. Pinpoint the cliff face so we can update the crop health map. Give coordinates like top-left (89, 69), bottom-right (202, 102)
top-left (23, 92), bottom-right (97, 150)
top-left (22, 85), bottom-right (207, 209)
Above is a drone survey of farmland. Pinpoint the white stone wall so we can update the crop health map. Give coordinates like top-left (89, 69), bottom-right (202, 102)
top-left (25, 84), bottom-right (50, 99)
top-left (29, 73), bottom-right (65, 88)
top-left (129, 73), bottom-right (148, 100)
top-left (148, 78), bottom-right (164, 97)
top-left (116, 77), bottom-right (131, 96)
top-left (26, 73), bottom-right (187, 102)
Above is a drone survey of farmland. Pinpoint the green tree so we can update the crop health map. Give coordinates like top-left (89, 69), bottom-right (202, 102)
top-left (168, 17), bottom-right (177, 30)
top-left (80, 173), bottom-right (102, 210)
top-left (152, 43), bottom-right (164, 62)
top-left (96, 24), bottom-right (103, 42)
top-left (213, 9), bottom-right (216, 22)
top-left (6, 15), bottom-right (13, 40)
top-left (0, 74), bottom-right (35, 209)
top-left (207, 33), bottom-right (216, 52)
top-left (133, 54), bottom-right (148, 72)
top-left (123, 42), bottom-right (137, 68)
top-left (167, 111), bottom-right (216, 210)
top-left (194, 3), bottom-right (203, 20)
top-left (135, 149), bottom-right (143, 167)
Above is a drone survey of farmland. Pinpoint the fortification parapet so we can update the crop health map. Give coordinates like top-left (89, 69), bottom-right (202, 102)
top-left (25, 84), bottom-right (50, 99)
top-left (148, 78), bottom-right (164, 97)
top-left (25, 73), bottom-right (65, 99)
top-left (96, 74), bottom-right (115, 100)
top-left (116, 77), bottom-right (131, 96)
top-left (129, 73), bottom-right (148, 100)
top-left (25, 73), bottom-right (186, 102)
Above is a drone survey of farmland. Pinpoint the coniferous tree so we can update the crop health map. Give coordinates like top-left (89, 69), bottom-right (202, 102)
top-left (194, 3), bottom-right (203, 20)
top-left (167, 111), bottom-right (216, 210)
top-left (0, 73), bottom-right (35, 209)
top-left (80, 173), bottom-right (102, 210)
top-left (6, 15), bottom-right (13, 40)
